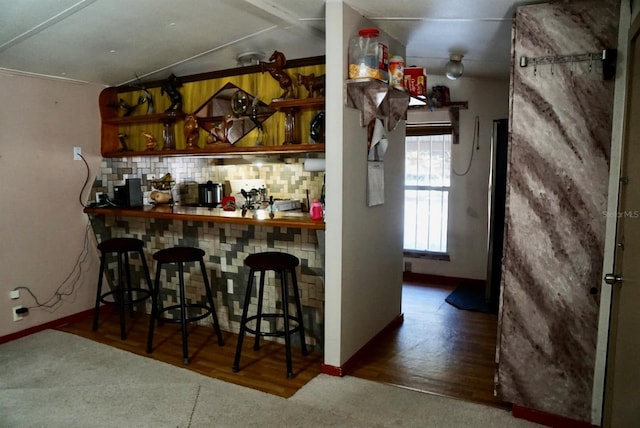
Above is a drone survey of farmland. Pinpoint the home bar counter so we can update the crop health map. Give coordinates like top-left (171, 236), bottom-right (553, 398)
top-left (85, 204), bottom-right (326, 351)
top-left (83, 204), bottom-right (325, 230)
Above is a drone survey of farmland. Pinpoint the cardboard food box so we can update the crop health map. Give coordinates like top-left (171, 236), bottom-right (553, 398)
top-left (404, 67), bottom-right (426, 97)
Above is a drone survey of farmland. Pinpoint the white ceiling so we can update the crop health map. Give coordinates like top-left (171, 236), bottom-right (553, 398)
top-left (0, 0), bottom-right (545, 87)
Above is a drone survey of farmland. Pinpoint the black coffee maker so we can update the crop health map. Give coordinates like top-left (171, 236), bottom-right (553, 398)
top-left (198, 181), bottom-right (223, 207)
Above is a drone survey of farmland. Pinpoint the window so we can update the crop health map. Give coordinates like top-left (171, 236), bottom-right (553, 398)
top-left (404, 125), bottom-right (451, 254)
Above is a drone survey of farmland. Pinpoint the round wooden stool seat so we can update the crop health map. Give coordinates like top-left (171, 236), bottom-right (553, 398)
top-left (97, 237), bottom-right (145, 253)
top-left (153, 246), bottom-right (205, 264)
top-left (244, 251), bottom-right (299, 271)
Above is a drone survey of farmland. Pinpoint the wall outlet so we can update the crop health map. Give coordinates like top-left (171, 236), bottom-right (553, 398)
top-left (227, 278), bottom-right (234, 294)
top-left (96, 192), bottom-right (104, 203)
top-left (13, 306), bottom-right (24, 322)
top-left (73, 146), bottom-right (82, 160)
top-left (404, 262), bottom-right (412, 272)
top-left (10, 290), bottom-right (20, 299)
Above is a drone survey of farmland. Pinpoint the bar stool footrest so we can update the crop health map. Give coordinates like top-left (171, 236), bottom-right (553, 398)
top-left (98, 288), bottom-right (152, 305)
top-left (157, 304), bottom-right (214, 324)
top-left (243, 314), bottom-right (302, 337)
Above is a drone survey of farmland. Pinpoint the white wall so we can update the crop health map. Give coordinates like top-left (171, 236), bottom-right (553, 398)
top-left (0, 71), bottom-right (104, 337)
top-left (404, 75), bottom-right (509, 280)
top-left (325, 0), bottom-right (405, 366)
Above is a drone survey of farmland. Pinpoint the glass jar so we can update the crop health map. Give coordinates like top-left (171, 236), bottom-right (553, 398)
top-left (348, 28), bottom-right (388, 82)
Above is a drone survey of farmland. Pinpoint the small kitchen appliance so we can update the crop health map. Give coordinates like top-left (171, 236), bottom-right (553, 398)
top-left (198, 181), bottom-right (224, 207)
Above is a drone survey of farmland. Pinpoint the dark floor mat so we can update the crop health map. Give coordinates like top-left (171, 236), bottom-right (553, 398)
top-left (445, 283), bottom-right (497, 314)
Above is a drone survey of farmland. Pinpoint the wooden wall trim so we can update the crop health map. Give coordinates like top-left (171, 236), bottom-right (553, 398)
top-left (321, 313), bottom-right (405, 377)
top-left (512, 405), bottom-right (599, 428)
top-left (0, 307), bottom-right (107, 345)
top-left (402, 272), bottom-right (485, 287)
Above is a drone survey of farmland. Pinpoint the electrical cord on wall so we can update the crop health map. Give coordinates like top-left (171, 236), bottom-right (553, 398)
top-left (452, 115), bottom-right (480, 177)
top-left (79, 152), bottom-right (120, 208)
top-left (12, 220), bottom-right (93, 312)
top-left (78, 153), bottom-right (91, 208)
top-left (13, 151), bottom-right (96, 311)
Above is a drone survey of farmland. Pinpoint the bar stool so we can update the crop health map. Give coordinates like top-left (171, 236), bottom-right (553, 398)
top-left (146, 246), bottom-right (224, 364)
top-left (93, 237), bottom-right (153, 340)
top-left (233, 251), bottom-right (308, 378)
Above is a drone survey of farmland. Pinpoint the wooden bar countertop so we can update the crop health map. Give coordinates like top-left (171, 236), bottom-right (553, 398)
top-left (83, 204), bottom-right (325, 230)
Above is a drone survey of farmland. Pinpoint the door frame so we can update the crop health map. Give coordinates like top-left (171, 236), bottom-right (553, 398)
top-left (591, 1), bottom-right (635, 425)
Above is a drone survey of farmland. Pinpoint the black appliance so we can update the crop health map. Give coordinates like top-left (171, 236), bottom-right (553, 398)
top-left (198, 181), bottom-right (223, 207)
top-left (114, 178), bottom-right (143, 207)
top-left (486, 119), bottom-right (508, 311)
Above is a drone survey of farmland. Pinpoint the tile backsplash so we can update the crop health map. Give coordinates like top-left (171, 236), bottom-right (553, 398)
top-left (92, 155), bottom-right (325, 208)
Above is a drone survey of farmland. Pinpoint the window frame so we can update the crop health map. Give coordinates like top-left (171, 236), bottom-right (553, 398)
top-left (403, 123), bottom-right (452, 258)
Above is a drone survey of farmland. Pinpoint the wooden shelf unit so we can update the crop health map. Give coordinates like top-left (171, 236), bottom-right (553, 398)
top-left (98, 57), bottom-right (326, 158)
top-left (101, 142), bottom-right (325, 158)
top-left (269, 97), bottom-right (325, 145)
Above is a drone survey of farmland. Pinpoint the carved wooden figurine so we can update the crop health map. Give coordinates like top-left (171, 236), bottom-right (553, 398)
top-left (141, 131), bottom-right (158, 150)
top-left (183, 115), bottom-right (199, 148)
top-left (118, 133), bottom-right (131, 151)
top-left (117, 98), bottom-right (138, 117)
top-left (297, 73), bottom-right (325, 98)
top-left (260, 50), bottom-right (295, 99)
top-left (160, 73), bottom-right (183, 112)
top-left (138, 88), bottom-right (154, 114)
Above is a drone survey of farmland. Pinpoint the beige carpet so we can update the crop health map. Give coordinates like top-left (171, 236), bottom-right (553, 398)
top-left (0, 330), bottom-right (540, 427)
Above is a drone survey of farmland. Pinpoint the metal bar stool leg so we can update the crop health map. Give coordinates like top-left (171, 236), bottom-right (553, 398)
top-left (92, 253), bottom-right (108, 331)
top-left (124, 252), bottom-right (135, 318)
top-left (233, 268), bottom-right (255, 372)
top-left (290, 267), bottom-right (308, 355)
top-left (280, 270), bottom-right (293, 378)
top-left (138, 248), bottom-right (155, 317)
top-left (146, 261), bottom-right (163, 354)
top-left (177, 262), bottom-right (190, 364)
top-left (199, 258), bottom-right (224, 346)
top-left (253, 271), bottom-right (266, 351)
top-left (117, 252), bottom-right (127, 340)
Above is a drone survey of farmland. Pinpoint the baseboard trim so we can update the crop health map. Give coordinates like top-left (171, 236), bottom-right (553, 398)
top-left (402, 272), bottom-right (485, 287)
top-left (512, 405), bottom-right (598, 428)
top-left (321, 313), bottom-right (404, 377)
top-left (320, 363), bottom-right (345, 377)
top-left (0, 307), bottom-right (98, 345)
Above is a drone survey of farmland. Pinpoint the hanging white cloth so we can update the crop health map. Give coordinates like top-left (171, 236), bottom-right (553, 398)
top-left (368, 118), bottom-right (389, 161)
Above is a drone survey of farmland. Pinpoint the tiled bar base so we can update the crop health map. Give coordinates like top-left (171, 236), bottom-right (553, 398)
top-left (89, 214), bottom-right (325, 350)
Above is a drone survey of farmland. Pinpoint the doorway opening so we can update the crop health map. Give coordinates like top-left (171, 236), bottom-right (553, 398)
top-left (348, 119), bottom-right (509, 408)
top-left (348, 278), bottom-right (507, 408)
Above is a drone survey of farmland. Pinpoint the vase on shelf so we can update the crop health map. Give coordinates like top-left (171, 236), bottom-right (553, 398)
top-left (162, 121), bottom-right (176, 150)
top-left (283, 109), bottom-right (297, 144)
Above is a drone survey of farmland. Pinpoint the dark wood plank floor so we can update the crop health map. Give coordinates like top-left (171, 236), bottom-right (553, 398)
top-left (57, 310), bottom-right (322, 398)
top-left (350, 280), bottom-right (508, 408)
top-left (57, 279), bottom-right (506, 407)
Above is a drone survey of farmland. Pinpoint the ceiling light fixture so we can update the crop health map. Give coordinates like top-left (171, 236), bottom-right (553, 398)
top-left (236, 51), bottom-right (265, 67)
top-left (445, 54), bottom-right (464, 80)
